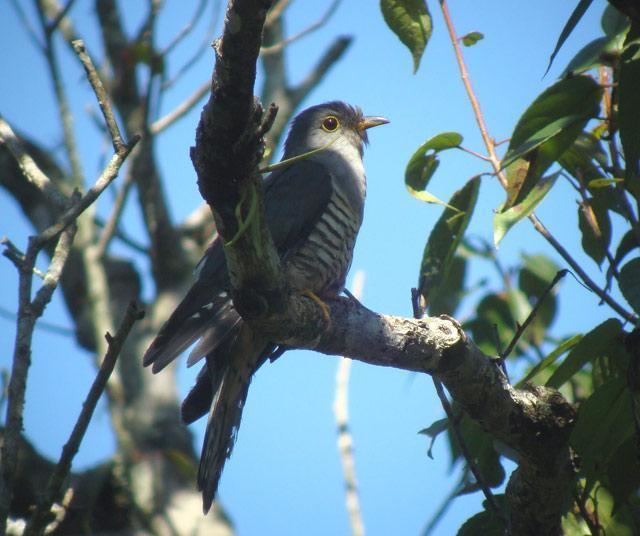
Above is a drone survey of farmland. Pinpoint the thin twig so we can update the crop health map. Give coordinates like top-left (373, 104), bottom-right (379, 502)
top-left (46, 0), bottom-right (76, 35)
top-left (94, 170), bottom-right (137, 258)
top-left (431, 378), bottom-right (504, 520)
top-left (161, 0), bottom-right (223, 90)
top-left (501, 270), bottom-right (568, 360)
top-left (24, 302), bottom-right (145, 536)
top-left (439, 0), bottom-right (507, 188)
top-left (334, 271), bottom-right (366, 536)
top-left (37, 140), bottom-right (140, 246)
top-left (150, 81), bottom-right (210, 134)
top-left (264, 0), bottom-right (292, 27)
top-left (456, 145), bottom-right (492, 162)
top-left (72, 40), bottom-right (126, 153)
top-left (261, 0), bottom-right (343, 55)
top-left (8, 0), bottom-right (45, 51)
top-left (0, 304), bottom-right (74, 337)
top-left (160, 0), bottom-right (208, 55)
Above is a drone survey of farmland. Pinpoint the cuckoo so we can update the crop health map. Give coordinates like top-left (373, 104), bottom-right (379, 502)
top-left (143, 101), bottom-right (388, 511)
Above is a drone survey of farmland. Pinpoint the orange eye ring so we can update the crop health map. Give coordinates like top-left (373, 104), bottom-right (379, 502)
top-left (321, 115), bottom-right (340, 132)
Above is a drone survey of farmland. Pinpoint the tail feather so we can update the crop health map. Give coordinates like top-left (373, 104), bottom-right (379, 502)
top-left (143, 292), bottom-right (239, 373)
top-left (198, 325), bottom-right (268, 512)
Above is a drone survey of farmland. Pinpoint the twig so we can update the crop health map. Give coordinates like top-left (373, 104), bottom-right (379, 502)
top-left (456, 145), bottom-right (492, 162)
top-left (94, 170), bottom-right (137, 258)
top-left (501, 270), bottom-right (568, 361)
top-left (438, 0), bottom-right (507, 189)
top-left (261, 0), bottom-right (343, 55)
top-left (24, 302), bottom-right (145, 536)
top-left (160, 0), bottom-right (208, 55)
top-left (71, 40), bottom-right (126, 153)
top-left (334, 271), bottom-right (366, 536)
top-left (37, 141), bottom-right (139, 246)
top-left (0, 304), bottom-right (74, 337)
top-left (264, 0), bottom-right (292, 27)
top-left (432, 378), bottom-right (505, 522)
top-left (8, 0), bottom-right (45, 51)
top-left (439, 0), bottom-right (638, 326)
top-left (150, 81), bottom-right (210, 134)
top-left (0, 117), bottom-right (68, 209)
top-left (46, 0), bottom-right (76, 35)
top-left (161, 0), bottom-right (223, 90)
top-left (0, 224), bottom-right (76, 532)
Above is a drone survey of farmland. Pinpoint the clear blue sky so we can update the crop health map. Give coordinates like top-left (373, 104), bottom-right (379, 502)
top-left (0, 1), bottom-right (614, 535)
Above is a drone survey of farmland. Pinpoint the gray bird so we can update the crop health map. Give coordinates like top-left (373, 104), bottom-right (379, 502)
top-left (143, 101), bottom-right (387, 512)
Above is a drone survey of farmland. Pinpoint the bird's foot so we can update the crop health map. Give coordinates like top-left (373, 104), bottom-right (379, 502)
top-left (302, 289), bottom-right (331, 324)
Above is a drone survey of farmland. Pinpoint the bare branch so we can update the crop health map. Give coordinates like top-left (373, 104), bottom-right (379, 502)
top-left (160, 0), bottom-right (208, 55)
top-left (150, 81), bottom-right (210, 135)
top-left (0, 117), bottom-right (67, 209)
top-left (264, 0), bottom-right (291, 26)
top-left (261, 0), bottom-right (343, 55)
top-left (24, 302), bottom-right (145, 536)
top-left (71, 40), bottom-right (126, 153)
top-left (37, 139), bottom-right (139, 246)
top-left (334, 271), bottom-right (365, 536)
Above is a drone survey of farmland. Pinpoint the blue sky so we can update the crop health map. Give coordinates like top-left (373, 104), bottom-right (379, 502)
top-left (0, 1), bottom-right (616, 534)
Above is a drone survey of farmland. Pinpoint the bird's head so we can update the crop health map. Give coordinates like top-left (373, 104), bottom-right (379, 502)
top-left (283, 101), bottom-right (388, 159)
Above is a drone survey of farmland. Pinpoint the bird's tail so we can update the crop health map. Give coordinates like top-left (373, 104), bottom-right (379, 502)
top-left (197, 324), bottom-right (269, 513)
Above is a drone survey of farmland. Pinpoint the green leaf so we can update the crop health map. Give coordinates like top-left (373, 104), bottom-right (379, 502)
top-left (418, 177), bottom-right (479, 307)
top-left (380, 0), bottom-right (432, 73)
top-left (405, 132), bottom-right (463, 203)
top-left (493, 172), bottom-right (559, 246)
top-left (559, 132), bottom-right (607, 180)
top-left (465, 294), bottom-right (515, 356)
top-left (561, 37), bottom-right (612, 76)
top-left (606, 231), bottom-right (640, 290)
top-left (461, 31), bottom-right (484, 47)
top-left (418, 417), bottom-right (449, 459)
top-left (619, 44), bottom-right (640, 179)
top-left (517, 335), bottom-right (582, 387)
top-left (546, 318), bottom-right (623, 389)
top-left (619, 257), bottom-right (640, 313)
top-left (607, 436), bottom-right (640, 508)
top-left (602, 4), bottom-right (630, 38)
top-left (578, 197), bottom-right (612, 266)
top-left (502, 76), bottom-right (602, 172)
top-left (427, 255), bottom-right (466, 316)
top-left (520, 253), bottom-right (561, 291)
top-left (546, 0), bottom-right (595, 74)
top-left (571, 377), bottom-right (634, 492)
top-left (588, 178), bottom-right (624, 188)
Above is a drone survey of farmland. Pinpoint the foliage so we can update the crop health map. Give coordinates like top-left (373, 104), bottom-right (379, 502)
top-left (383, 1), bottom-right (640, 534)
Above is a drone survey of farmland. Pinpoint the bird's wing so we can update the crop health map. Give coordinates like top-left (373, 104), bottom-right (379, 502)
top-left (263, 157), bottom-right (334, 257)
top-left (143, 158), bottom-right (333, 373)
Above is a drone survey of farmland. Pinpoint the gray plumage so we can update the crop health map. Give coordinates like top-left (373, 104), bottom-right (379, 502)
top-left (143, 101), bottom-right (387, 512)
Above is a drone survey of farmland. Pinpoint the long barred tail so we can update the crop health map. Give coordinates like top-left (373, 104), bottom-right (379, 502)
top-left (197, 325), bottom-right (268, 513)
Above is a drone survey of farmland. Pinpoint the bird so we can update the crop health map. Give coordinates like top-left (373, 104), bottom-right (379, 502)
top-left (143, 101), bottom-right (388, 512)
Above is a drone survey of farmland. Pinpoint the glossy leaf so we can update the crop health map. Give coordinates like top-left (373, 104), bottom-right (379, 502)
top-left (602, 4), bottom-right (630, 38)
top-left (461, 31), bottom-right (484, 47)
top-left (578, 197), bottom-right (612, 266)
top-left (588, 178), bottom-right (624, 188)
top-left (619, 257), bottom-right (640, 313)
top-left (493, 172), bottom-right (559, 246)
top-left (405, 132), bottom-right (463, 206)
top-left (558, 132), bottom-right (607, 184)
top-left (546, 318), bottom-right (623, 389)
top-left (619, 44), bottom-right (640, 179)
top-left (427, 255), bottom-right (466, 316)
top-left (561, 37), bottom-right (612, 76)
top-left (381, 0), bottom-right (432, 73)
top-left (502, 76), bottom-right (602, 171)
top-left (418, 177), bottom-right (479, 305)
top-left (546, 0), bottom-right (595, 73)
top-left (465, 294), bottom-right (515, 357)
top-left (571, 377), bottom-right (634, 493)
top-left (517, 335), bottom-right (582, 387)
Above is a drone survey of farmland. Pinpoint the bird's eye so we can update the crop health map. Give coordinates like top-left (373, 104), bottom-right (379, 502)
top-left (321, 115), bottom-right (340, 132)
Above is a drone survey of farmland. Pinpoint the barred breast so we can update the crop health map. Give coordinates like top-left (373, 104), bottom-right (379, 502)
top-left (286, 182), bottom-right (362, 295)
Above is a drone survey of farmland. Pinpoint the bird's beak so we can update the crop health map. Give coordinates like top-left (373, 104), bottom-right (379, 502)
top-left (358, 116), bottom-right (389, 132)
